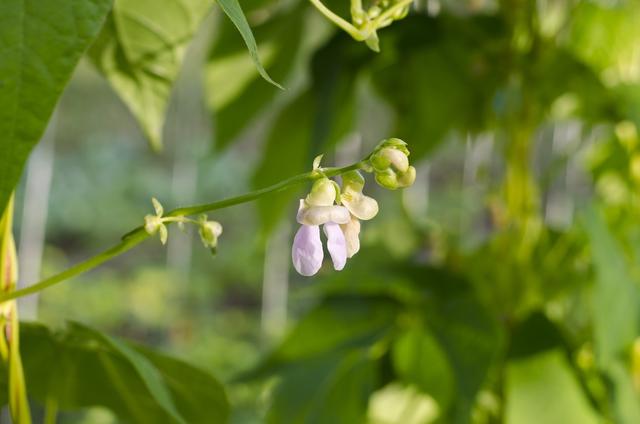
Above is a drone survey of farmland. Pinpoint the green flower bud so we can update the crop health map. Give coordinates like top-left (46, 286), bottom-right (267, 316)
top-left (375, 169), bottom-right (399, 190)
top-left (374, 138), bottom-right (409, 156)
top-left (306, 177), bottom-right (338, 206)
top-left (371, 147), bottom-right (409, 173)
top-left (198, 215), bottom-right (223, 253)
top-left (397, 165), bottom-right (416, 187)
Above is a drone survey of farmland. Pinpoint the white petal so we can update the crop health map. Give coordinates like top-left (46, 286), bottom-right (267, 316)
top-left (323, 222), bottom-right (347, 271)
top-left (340, 217), bottom-right (361, 258)
top-left (342, 192), bottom-right (379, 221)
top-left (292, 225), bottom-right (324, 276)
top-left (297, 204), bottom-right (350, 226)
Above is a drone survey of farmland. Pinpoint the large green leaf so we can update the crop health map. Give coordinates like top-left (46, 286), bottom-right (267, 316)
top-left (89, 0), bottom-right (212, 150)
top-left (0, 322), bottom-right (229, 423)
top-left (392, 327), bottom-right (455, 410)
top-left (205, 4), bottom-right (305, 149)
top-left (583, 206), bottom-right (640, 423)
top-left (371, 15), bottom-right (507, 160)
top-left (266, 350), bottom-right (376, 424)
top-left (583, 206), bottom-right (639, 367)
top-left (0, 0), bottom-right (112, 213)
top-left (505, 349), bottom-right (600, 424)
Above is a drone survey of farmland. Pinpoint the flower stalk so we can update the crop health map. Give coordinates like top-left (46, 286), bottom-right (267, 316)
top-left (0, 161), bottom-right (367, 303)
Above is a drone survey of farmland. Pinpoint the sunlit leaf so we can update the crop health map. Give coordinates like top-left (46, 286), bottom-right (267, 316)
top-left (506, 349), bottom-right (600, 424)
top-left (89, 0), bottom-right (212, 150)
top-left (0, 0), bottom-right (112, 213)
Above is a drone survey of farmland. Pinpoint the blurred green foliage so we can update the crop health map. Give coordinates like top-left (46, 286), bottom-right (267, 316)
top-left (2, 0), bottom-right (640, 423)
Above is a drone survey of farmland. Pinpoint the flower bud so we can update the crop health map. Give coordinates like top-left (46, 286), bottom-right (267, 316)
top-left (144, 215), bottom-right (163, 235)
top-left (375, 169), bottom-right (399, 190)
top-left (199, 217), bottom-right (223, 251)
top-left (306, 177), bottom-right (338, 206)
top-left (374, 138), bottom-right (409, 156)
top-left (397, 166), bottom-right (416, 188)
top-left (371, 147), bottom-right (409, 173)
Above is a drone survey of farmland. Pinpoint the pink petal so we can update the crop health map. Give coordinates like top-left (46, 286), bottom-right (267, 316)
top-left (323, 222), bottom-right (347, 271)
top-left (292, 225), bottom-right (323, 276)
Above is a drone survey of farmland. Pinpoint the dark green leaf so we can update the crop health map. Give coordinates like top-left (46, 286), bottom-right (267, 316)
top-left (0, 0), bottom-right (112, 212)
top-left (266, 350), bottom-right (376, 424)
top-left (392, 327), bottom-right (455, 409)
top-left (0, 322), bottom-right (229, 423)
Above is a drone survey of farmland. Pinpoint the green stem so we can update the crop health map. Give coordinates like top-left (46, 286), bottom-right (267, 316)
top-left (371, 0), bottom-right (412, 28)
top-left (0, 162), bottom-right (365, 303)
top-left (44, 397), bottom-right (58, 424)
top-left (308, 0), bottom-right (364, 40)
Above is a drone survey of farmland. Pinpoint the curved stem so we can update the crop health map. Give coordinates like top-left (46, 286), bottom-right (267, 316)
top-left (308, 0), bottom-right (364, 40)
top-left (0, 162), bottom-right (366, 303)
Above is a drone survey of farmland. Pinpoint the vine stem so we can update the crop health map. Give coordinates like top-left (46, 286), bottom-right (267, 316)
top-left (0, 162), bottom-right (366, 303)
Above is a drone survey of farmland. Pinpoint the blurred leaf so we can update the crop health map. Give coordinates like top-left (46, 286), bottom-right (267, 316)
top-left (241, 295), bottom-right (397, 423)
top-left (371, 15), bottom-right (507, 159)
top-left (89, 0), bottom-right (211, 150)
top-left (418, 269), bottom-right (504, 422)
top-left (505, 349), bottom-right (600, 424)
top-left (0, 322), bottom-right (229, 423)
top-left (252, 91), bottom-right (314, 236)
top-left (266, 350), bottom-right (376, 424)
top-left (0, 0), bottom-right (112, 213)
top-left (215, 0), bottom-right (282, 90)
top-left (205, 5), bottom-right (305, 149)
top-left (583, 206), bottom-right (639, 367)
top-left (244, 295), bottom-right (399, 378)
top-left (392, 327), bottom-right (455, 410)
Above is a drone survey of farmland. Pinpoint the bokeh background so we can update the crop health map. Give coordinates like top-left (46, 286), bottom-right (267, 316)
top-left (8, 0), bottom-right (640, 422)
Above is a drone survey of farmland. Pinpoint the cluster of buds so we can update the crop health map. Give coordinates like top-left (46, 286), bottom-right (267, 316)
top-left (369, 138), bottom-right (416, 189)
top-left (292, 138), bottom-right (415, 276)
top-left (351, 0), bottom-right (412, 51)
top-left (144, 198), bottom-right (222, 254)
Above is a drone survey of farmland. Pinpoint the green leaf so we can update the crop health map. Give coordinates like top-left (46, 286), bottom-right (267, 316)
top-left (215, 0), bottom-right (283, 90)
top-left (505, 349), bottom-right (600, 424)
top-left (266, 350), bottom-right (376, 424)
top-left (0, 0), bottom-right (112, 213)
top-left (0, 322), bottom-right (229, 423)
top-left (205, 4), bottom-right (305, 149)
top-left (89, 0), bottom-right (212, 150)
top-left (243, 295), bottom-right (399, 379)
top-left (371, 15), bottom-right (506, 160)
top-left (583, 206), bottom-right (639, 367)
top-left (418, 269), bottom-right (504, 422)
top-left (252, 92), bottom-right (314, 236)
top-left (392, 327), bottom-right (455, 410)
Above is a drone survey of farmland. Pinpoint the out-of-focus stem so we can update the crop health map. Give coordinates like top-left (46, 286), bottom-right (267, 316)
top-left (0, 195), bottom-right (32, 424)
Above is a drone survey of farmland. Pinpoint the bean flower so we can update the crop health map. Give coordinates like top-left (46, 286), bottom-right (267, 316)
top-left (292, 178), bottom-right (350, 276)
top-left (291, 139), bottom-right (415, 276)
